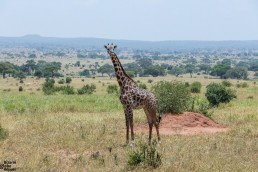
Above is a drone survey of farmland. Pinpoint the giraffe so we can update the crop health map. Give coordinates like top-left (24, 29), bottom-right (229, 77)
top-left (104, 43), bottom-right (161, 146)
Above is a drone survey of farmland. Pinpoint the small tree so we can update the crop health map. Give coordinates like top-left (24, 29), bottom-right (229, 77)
top-left (42, 78), bottom-right (55, 95)
top-left (107, 84), bottom-right (118, 94)
top-left (190, 81), bottom-right (202, 93)
top-left (77, 84), bottom-right (96, 95)
top-left (205, 83), bottom-right (236, 106)
top-left (19, 86), bottom-right (23, 92)
top-left (66, 77), bottom-right (72, 83)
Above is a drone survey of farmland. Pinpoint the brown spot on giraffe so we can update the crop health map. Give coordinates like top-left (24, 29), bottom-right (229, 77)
top-left (104, 43), bottom-right (161, 146)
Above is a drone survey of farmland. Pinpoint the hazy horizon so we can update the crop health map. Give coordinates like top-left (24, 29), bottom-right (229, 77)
top-left (1, 0), bottom-right (258, 41)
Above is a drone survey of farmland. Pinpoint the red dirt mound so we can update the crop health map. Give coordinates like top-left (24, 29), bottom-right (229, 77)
top-left (135, 112), bottom-right (229, 135)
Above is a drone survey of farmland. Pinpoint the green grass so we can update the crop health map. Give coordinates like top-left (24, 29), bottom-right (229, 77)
top-left (0, 76), bottom-right (258, 171)
top-left (0, 92), bottom-right (122, 115)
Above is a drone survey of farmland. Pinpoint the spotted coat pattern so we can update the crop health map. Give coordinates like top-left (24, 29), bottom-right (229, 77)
top-left (104, 43), bottom-right (161, 145)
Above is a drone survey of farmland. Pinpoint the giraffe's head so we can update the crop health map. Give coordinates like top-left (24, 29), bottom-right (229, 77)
top-left (104, 43), bottom-right (117, 53)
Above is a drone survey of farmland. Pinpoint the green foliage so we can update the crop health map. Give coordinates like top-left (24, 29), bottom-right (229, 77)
top-left (128, 140), bottom-right (161, 169)
top-left (188, 97), bottom-right (211, 117)
top-left (143, 65), bottom-right (165, 77)
top-left (0, 124), bottom-right (9, 140)
top-left (80, 69), bottom-right (90, 77)
top-left (152, 81), bottom-right (191, 114)
top-left (205, 83), bottom-right (236, 106)
top-left (42, 78), bottom-right (56, 95)
top-left (190, 81), bottom-right (202, 93)
top-left (77, 84), bottom-right (96, 95)
top-left (147, 79), bottom-right (153, 83)
top-left (0, 61), bottom-right (15, 78)
top-left (224, 67), bottom-right (248, 79)
top-left (97, 64), bottom-right (113, 77)
top-left (236, 82), bottom-right (249, 88)
top-left (56, 85), bottom-right (75, 95)
top-left (19, 86), bottom-right (23, 92)
top-left (222, 80), bottom-right (232, 87)
top-left (66, 77), bottom-right (72, 83)
top-left (138, 83), bottom-right (147, 89)
top-left (106, 84), bottom-right (118, 94)
top-left (210, 64), bottom-right (231, 78)
top-left (58, 79), bottom-right (65, 84)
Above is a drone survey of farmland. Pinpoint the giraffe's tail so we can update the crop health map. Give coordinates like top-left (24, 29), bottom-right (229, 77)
top-left (156, 107), bottom-right (162, 125)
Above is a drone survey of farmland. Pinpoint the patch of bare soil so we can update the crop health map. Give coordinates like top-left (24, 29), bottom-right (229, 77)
top-left (135, 112), bottom-right (229, 135)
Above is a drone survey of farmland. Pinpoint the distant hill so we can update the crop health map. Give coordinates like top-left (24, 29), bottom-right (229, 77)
top-left (0, 35), bottom-right (258, 52)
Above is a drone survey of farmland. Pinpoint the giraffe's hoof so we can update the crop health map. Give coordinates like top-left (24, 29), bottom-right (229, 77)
top-left (130, 141), bottom-right (135, 147)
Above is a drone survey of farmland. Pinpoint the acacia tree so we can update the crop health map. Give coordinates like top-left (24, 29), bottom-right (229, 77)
top-left (0, 62), bottom-right (15, 78)
top-left (210, 64), bottom-right (231, 78)
top-left (97, 64), bottom-right (113, 78)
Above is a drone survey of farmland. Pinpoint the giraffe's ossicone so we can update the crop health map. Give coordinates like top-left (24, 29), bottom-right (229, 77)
top-left (104, 43), bottom-right (161, 146)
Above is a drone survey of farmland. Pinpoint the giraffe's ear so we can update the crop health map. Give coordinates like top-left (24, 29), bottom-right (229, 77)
top-left (114, 45), bottom-right (117, 49)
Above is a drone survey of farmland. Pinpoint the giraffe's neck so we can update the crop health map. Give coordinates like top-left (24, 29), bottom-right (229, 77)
top-left (109, 52), bottom-right (135, 88)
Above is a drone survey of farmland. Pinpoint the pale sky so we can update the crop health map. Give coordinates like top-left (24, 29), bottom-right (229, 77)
top-left (0, 0), bottom-right (257, 41)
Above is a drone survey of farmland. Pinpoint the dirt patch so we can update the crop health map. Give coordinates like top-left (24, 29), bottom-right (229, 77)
top-left (135, 112), bottom-right (229, 135)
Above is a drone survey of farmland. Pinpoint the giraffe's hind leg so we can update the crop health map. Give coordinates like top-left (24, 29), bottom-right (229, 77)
top-left (144, 107), bottom-right (161, 144)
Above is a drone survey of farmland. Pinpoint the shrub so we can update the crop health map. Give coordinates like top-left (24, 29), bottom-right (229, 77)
top-left (66, 77), bottom-right (72, 83)
top-left (241, 82), bottom-right (249, 88)
top-left (58, 79), bottom-right (65, 84)
top-left (138, 83), bottom-right (147, 89)
top-left (188, 97), bottom-right (211, 117)
top-left (20, 79), bottom-right (24, 84)
top-left (205, 83), bottom-right (236, 106)
top-left (58, 85), bottom-right (75, 95)
top-left (128, 140), bottom-right (161, 169)
top-left (236, 82), bottom-right (249, 88)
top-left (222, 80), bottom-right (232, 87)
top-left (42, 78), bottom-right (55, 95)
top-left (0, 124), bottom-right (9, 140)
top-left (190, 81), bottom-right (202, 93)
top-left (152, 81), bottom-right (191, 114)
top-left (107, 84), bottom-right (118, 94)
top-left (19, 86), bottom-right (23, 92)
top-left (185, 82), bottom-right (190, 87)
top-left (77, 84), bottom-right (96, 95)
top-left (147, 79), bottom-right (153, 83)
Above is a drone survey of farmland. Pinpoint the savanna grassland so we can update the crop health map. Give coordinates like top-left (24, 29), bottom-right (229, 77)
top-left (0, 75), bottom-right (258, 171)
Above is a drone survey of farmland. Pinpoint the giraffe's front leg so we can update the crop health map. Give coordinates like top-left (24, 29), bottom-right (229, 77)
top-left (124, 109), bottom-right (129, 145)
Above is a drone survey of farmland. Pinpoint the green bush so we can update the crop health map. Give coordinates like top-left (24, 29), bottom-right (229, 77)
top-left (42, 78), bottom-right (56, 95)
top-left (188, 97), bottom-right (211, 117)
top-left (107, 84), bottom-right (118, 94)
top-left (138, 83), bottom-right (147, 89)
top-left (152, 81), bottom-right (191, 114)
top-left (66, 77), bottom-right (72, 83)
top-left (222, 80), bottom-right (232, 87)
top-left (56, 85), bottom-right (75, 95)
top-left (236, 82), bottom-right (249, 88)
top-left (190, 81), bottom-right (202, 93)
top-left (0, 124), bottom-right (9, 140)
top-left (77, 84), bottom-right (96, 95)
top-left (128, 140), bottom-right (161, 169)
top-left (205, 83), bottom-right (236, 106)
top-left (147, 79), bottom-right (153, 83)
top-left (19, 86), bottom-right (23, 92)
top-left (58, 79), bottom-right (65, 84)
